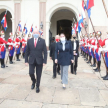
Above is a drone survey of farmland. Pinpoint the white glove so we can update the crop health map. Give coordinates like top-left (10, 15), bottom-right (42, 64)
top-left (10, 43), bottom-right (13, 45)
top-left (99, 48), bottom-right (103, 52)
top-left (94, 45), bottom-right (97, 49)
top-left (89, 48), bottom-right (91, 52)
top-left (103, 48), bottom-right (108, 52)
top-left (13, 43), bottom-right (16, 47)
top-left (7, 42), bottom-right (11, 45)
top-left (85, 45), bottom-right (88, 47)
top-left (87, 44), bottom-right (90, 47)
top-left (91, 45), bottom-right (94, 48)
top-left (8, 47), bottom-right (11, 50)
top-left (91, 40), bottom-right (94, 43)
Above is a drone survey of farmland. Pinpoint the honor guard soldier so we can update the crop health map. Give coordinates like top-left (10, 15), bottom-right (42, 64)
top-left (22, 33), bottom-right (27, 58)
top-left (82, 35), bottom-right (85, 57)
top-left (99, 32), bottom-right (108, 80)
top-left (0, 31), bottom-right (10, 68)
top-left (93, 31), bottom-right (102, 72)
top-left (88, 33), bottom-right (93, 65)
top-left (8, 32), bottom-right (15, 64)
top-left (91, 32), bottom-right (96, 67)
top-left (85, 34), bottom-right (89, 62)
top-left (79, 36), bottom-right (83, 55)
top-left (15, 32), bottom-right (22, 61)
top-left (84, 34), bottom-right (88, 61)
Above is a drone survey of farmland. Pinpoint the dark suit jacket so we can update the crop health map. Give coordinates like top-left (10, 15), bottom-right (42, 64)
top-left (55, 40), bottom-right (73, 66)
top-left (25, 37), bottom-right (47, 65)
top-left (50, 41), bottom-right (56, 61)
top-left (71, 40), bottom-right (79, 57)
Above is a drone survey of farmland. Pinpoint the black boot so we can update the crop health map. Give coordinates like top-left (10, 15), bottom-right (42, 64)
top-left (94, 58), bottom-right (96, 66)
top-left (87, 54), bottom-right (88, 61)
top-left (9, 56), bottom-right (11, 62)
top-left (11, 56), bottom-right (14, 63)
top-left (92, 64), bottom-right (96, 67)
top-left (1, 59), bottom-right (5, 68)
top-left (9, 56), bottom-right (13, 64)
top-left (103, 75), bottom-right (108, 80)
top-left (23, 53), bottom-right (25, 59)
top-left (95, 61), bottom-right (101, 72)
top-left (90, 56), bottom-right (92, 64)
top-left (16, 54), bottom-right (20, 61)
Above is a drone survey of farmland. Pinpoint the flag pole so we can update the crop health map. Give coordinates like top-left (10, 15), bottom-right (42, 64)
top-left (0, 26), bottom-right (2, 33)
top-left (5, 21), bottom-right (20, 65)
top-left (84, 0), bottom-right (108, 75)
top-left (20, 23), bottom-right (27, 58)
top-left (102, 0), bottom-right (108, 18)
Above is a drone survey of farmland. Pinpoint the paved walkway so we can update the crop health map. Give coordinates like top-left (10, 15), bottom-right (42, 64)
top-left (0, 54), bottom-right (108, 108)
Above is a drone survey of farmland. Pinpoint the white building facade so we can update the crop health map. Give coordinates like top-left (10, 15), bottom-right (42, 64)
top-left (0, 0), bottom-right (108, 49)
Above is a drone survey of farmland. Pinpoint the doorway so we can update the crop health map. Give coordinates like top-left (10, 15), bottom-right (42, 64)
top-left (57, 20), bottom-right (72, 40)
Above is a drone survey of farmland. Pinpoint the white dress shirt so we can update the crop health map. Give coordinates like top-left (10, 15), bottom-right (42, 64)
top-left (74, 41), bottom-right (76, 50)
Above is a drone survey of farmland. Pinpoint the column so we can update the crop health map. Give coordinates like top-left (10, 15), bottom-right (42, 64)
top-left (46, 21), bottom-right (51, 49)
top-left (10, 18), bottom-right (14, 34)
top-left (14, 0), bottom-right (21, 32)
top-left (39, 0), bottom-right (47, 43)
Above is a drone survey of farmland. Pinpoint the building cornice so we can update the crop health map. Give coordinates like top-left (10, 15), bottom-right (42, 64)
top-left (14, 0), bottom-right (22, 3)
top-left (39, 0), bottom-right (47, 2)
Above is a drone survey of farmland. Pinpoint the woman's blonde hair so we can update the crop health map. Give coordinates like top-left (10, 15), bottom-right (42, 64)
top-left (71, 33), bottom-right (77, 41)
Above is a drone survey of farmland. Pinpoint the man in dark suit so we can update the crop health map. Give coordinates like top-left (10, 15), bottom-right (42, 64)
top-left (71, 34), bottom-right (79, 75)
top-left (25, 27), bottom-right (47, 93)
top-left (50, 35), bottom-right (60, 79)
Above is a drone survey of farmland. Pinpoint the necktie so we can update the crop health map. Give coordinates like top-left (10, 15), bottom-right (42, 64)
top-left (34, 39), bottom-right (37, 47)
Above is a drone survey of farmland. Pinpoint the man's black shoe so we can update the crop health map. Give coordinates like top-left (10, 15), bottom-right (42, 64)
top-left (52, 76), bottom-right (56, 79)
top-left (92, 64), bottom-right (96, 67)
top-left (10, 61), bottom-right (13, 64)
top-left (16, 59), bottom-right (20, 61)
top-left (102, 74), bottom-right (108, 78)
top-left (103, 75), bottom-right (108, 80)
top-left (31, 83), bottom-right (35, 90)
top-left (87, 61), bottom-right (90, 64)
top-left (93, 68), bottom-right (97, 71)
top-left (95, 68), bottom-right (101, 72)
top-left (1, 65), bottom-right (5, 68)
top-left (57, 72), bottom-right (60, 75)
top-left (74, 71), bottom-right (77, 75)
top-left (36, 87), bottom-right (40, 93)
top-left (95, 68), bottom-right (99, 72)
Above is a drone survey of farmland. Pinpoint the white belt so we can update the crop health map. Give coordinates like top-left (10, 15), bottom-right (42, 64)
top-left (16, 42), bottom-right (20, 45)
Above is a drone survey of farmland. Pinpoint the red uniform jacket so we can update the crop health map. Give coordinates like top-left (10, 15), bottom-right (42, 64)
top-left (8, 38), bottom-right (15, 50)
top-left (0, 37), bottom-right (7, 51)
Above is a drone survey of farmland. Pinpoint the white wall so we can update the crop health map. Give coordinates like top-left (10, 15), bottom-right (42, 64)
top-left (0, 1), bottom-right (14, 16)
top-left (21, 0), bottom-right (39, 35)
top-left (46, 0), bottom-right (81, 21)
